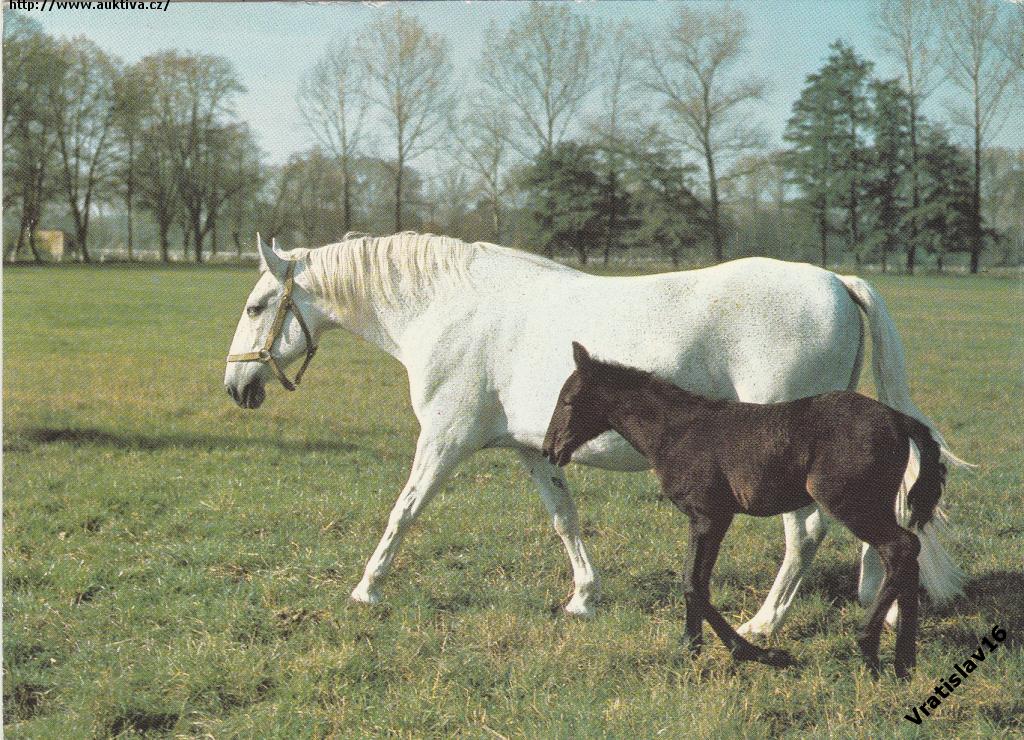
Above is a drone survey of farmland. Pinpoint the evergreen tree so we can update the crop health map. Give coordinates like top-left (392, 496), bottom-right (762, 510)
top-left (628, 141), bottom-right (710, 267)
top-left (522, 142), bottom-right (603, 265)
top-left (784, 41), bottom-right (873, 266)
top-left (865, 78), bottom-right (911, 272)
top-left (914, 124), bottom-right (974, 271)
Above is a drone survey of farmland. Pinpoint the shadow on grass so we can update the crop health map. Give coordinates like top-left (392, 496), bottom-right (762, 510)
top-left (933, 570), bottom-right (1024, 650)
top-left (4, 426), bottom-right (359, 454)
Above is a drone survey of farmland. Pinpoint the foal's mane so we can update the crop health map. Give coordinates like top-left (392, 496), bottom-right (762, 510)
top-left (300, 231), bottom-right (571, 312)
top-left (587, 356), bottom-right (656, 389)
top-left (587, 354), bottom-right (708, 405)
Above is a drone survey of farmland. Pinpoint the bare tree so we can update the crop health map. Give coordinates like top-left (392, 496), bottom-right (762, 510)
top-left (112, 63), bottom-right (148, 261)
top-left (156, 51), bottom-right (245, 262)
top-left (452, 108), bottom-right (511, 242)
top-left (481, 2), bottom-right (597, 157)
top-left (52, 36), bottom-right (120, 262)
top-left (298, 40), bottom-right (368, 233)
top-left (640, 4), bottom-right (766, 261)
top-left (3, 14), bottom-right (65, 262)
top-left (999, 1), bottom-right (1024, 74)
top-left (874, 0), bottom-right (943, 273)
top-left (937, 0), bottom-right (1020, 273)
top-left (590, 20), bottom-right (643, 264)
top-left (357, 9), bottom-right (453, 232)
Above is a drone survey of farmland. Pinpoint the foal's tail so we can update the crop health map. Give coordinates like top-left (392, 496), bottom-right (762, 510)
top-left (838, 274), bottom-right (972, 470)
top-left (896, 425), bottom-right (966, 605)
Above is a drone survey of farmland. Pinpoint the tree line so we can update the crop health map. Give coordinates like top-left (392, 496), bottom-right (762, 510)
top-left (4, 1), bottom-right (1022, 271)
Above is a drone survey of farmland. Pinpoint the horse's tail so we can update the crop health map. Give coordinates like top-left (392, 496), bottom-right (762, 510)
top-left (894, 427), bottom-right (966, 605)
top-left (838, 273), bottom-right (973, 470)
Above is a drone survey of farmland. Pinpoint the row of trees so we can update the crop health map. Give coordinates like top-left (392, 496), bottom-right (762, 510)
top-left (3, 14), bottom-right (263, 263)
top-left (4, 1), bottom-right (1022, 270)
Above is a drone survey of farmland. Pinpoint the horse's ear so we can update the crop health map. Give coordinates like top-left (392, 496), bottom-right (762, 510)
top-left (257, 232), bottom-right (287, 280)
top-left (572, 341), bottom-right (592, 370)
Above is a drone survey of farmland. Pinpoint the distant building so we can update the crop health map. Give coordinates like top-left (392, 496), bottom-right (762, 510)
top-left (33, 230), bottom-right (70, 261)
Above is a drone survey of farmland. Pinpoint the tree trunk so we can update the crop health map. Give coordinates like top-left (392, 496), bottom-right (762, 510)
top-left (704, 145), bottom-right (723, 262)
top-left (604, 166), bottom-right (618, 266)
top-left (76, 223), bottom-right (91, 263)
top-left (28, 222), bottom-right (43, 263)
top-left (193, 216), bottom-right (204, 264)
top-left (575, 240), bottom-right (587, 266)
top-left (971, 118), bottom-right (982, 274)
top-left (13, 211), bottom-right (29, 262)
top-left (234, 231), bottom-right (242, 258)
top-left (818, 207), bottom-right (828, 268)
top-left (906, 97), bottom-right (919, 275)
top-left (491, 195), bottom-right (501, 243)
top-left (394, 155), bottom-right (404, 232)
top-left (126, 137), bottom-right (135, 261)
top-left (159, 221), bottom-right (170, 262)
top-left (342, 160), bottom-right (352, 234)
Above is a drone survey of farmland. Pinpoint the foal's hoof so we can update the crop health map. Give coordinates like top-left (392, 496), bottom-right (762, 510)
top-left (733, 645), bottom-right (796, 668)
top-left (894, 662), bottom-right (916, 681)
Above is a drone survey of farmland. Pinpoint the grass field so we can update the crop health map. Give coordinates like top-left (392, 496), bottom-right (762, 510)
top-left (3, 264), bottom-right (1022, 738)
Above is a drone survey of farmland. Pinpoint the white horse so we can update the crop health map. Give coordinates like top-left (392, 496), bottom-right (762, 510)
top-left (224, 232), bottom-right (965, 634)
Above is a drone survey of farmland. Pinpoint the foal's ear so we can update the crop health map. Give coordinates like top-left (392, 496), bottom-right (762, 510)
top-left (572, 341), bottom-right (592, 369)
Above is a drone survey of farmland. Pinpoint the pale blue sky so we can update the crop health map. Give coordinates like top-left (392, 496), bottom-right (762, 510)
top-left (22, 1), bottom-right (1023, 165)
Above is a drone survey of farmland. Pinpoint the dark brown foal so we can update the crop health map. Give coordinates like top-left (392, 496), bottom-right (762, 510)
top-left (542, 342), bottom-right (947, 678)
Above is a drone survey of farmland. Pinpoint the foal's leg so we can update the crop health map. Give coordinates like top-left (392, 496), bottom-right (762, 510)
top-left (857, 529), bottom-right (920, 678)
top-left (682, 511), bottom-right (795, 667)
top-left (738, 504), bottom-right (829, 636)
top-left (518, 450), bottom-right (599, 617)
top-left (351, 433), bottom-right (466, 604)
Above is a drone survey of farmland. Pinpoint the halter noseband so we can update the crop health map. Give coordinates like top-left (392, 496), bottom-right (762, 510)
top-left (226, 261), bottom-right (318, 392)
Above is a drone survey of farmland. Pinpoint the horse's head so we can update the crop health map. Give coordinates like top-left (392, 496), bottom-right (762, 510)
top-left (543, 342), bottom-right (615, 466)
top-left (224, 235), bottom-right (327, 409)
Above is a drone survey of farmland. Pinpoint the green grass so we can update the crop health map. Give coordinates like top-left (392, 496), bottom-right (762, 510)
top-left (4, 265), bottom-right (1022, 738)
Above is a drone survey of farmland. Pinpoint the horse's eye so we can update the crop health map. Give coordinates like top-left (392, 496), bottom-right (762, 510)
top-left (247, 305), bottom-right (264, 319)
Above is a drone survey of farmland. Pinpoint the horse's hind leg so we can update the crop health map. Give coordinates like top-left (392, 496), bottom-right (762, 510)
top-left (859, 542), bottom-right (900, 627)
top-left (857, 528), bottom-right (920, 678)
top-left (738, 504), bottom-right (829, 637)
top-left (351, 433), bottom-right (465, 605)
top-left (518, 450), bottom-right (599, 616)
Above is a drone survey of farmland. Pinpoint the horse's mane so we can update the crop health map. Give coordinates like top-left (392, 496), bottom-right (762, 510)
top-left (300, 231), bottom-right (571, 313)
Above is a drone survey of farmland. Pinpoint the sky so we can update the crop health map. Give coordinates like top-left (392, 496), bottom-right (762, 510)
top-left (18, 1), bottom-right (1024, 166)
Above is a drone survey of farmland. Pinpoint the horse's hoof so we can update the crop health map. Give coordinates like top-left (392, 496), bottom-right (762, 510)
top-left (350, 583), bottom-right (382, 605)
top-left (564, 598), bottom-right (596, 618)
top-left (736, 619), bottom-right (773, 638)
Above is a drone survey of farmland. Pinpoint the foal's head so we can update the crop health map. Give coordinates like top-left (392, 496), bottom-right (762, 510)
top-left (543, 342), bottom-right (634, 466)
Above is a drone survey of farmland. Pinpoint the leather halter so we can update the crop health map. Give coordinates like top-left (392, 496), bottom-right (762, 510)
top-left (226, 261), bottom-right (318, 392)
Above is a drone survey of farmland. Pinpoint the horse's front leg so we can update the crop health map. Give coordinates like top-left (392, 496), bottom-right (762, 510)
top-left (350, 431), bottom-right (467, 605)
top-left (737, 504), bottom-right (829, 636)
top-left (518, 450), bottom-right (599, 617)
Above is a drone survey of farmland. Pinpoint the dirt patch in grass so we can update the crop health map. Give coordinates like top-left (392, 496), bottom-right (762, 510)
top-left (108, 710), bottom-right (178, 736)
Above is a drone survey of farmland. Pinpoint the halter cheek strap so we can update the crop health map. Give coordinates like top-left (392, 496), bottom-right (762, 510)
top-left (226, 261), bottom-right (319, 392)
